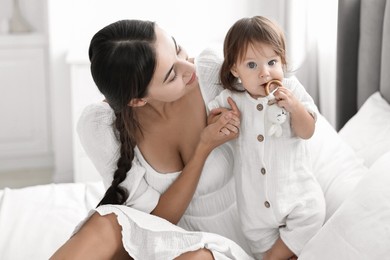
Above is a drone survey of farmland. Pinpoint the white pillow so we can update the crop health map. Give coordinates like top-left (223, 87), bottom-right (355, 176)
top-left (299, 151), bottom-right (390, 259)
top-left (338, 92), bottom-right (390, 167)
top-left (307, 115), bottom-right (368, 220)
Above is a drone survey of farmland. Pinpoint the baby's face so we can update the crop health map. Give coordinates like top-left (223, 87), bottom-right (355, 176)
top-left (231, 42), bottom-right (284, 99)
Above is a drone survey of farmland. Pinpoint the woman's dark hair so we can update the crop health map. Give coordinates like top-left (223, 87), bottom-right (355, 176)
top-left (88, 19), bottom-right (156, 206)
top-left (220, 16), bottom-right (287, 91)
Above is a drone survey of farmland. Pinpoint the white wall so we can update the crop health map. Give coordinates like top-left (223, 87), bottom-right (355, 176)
top-left (1, 0), bottom-right (337, 183)
top-left (48, 0), bottom-right (254, 182)
top-left (3, 0), bottom-right (337, 183)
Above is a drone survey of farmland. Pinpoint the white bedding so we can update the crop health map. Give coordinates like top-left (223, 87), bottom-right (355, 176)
top-left (300, 91), bottom-right (390, 259)
top-left (300, 151), bottom-right (390, 259)
top-left (0, 182), bottom-right (104, 259)
top-left (0, 93), bottom-right (388, 259)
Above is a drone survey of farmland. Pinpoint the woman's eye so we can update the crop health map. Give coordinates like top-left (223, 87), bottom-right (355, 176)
top-left (176, 45), bottom-right (182, 55)
top-left (268, 60), bottom-right (277, 66)
top-left (177, 45), bottom-right (188, 60)
top-left (170, 73), bottom-right (177, 82)
top-left (247, 62), bottom-right (257, 69)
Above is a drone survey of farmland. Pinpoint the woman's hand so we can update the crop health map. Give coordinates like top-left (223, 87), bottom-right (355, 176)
top-left (201, 97), bottom-right (240, 150)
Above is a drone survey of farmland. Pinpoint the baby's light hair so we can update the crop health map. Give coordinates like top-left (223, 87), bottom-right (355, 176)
top-left (220, 16), bottom-right (287, 91)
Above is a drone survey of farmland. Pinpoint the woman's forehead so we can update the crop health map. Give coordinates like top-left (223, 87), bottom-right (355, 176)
top-left (154, 26), bottom-right (174, 49)
top-left (150, 26), bottom-right (176, 85)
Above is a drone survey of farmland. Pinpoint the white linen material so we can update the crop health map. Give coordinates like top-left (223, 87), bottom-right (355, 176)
top-left (77, 102), bottom-right (160, 213)
top-left (307, 114), bottom-right (368, 220)
top-left (208, 77), bottom-right (325, 257)
top-left (299, 151), bottom-right (390, 260)
top-left (76, 48), bottom-right (253, 259)
top-left (0, 182), bottom-right (105, 260)
top-left (299, 91), bottom-right (390, 259)
top-left (338, 91), bottom-right (390, 167)
top-left (73, 205), bottom-right (253, 260)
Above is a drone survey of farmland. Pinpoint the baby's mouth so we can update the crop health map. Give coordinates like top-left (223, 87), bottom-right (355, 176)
top-left (260, 82), bottom-right (269, 92)
top-left (263, 81), bottom-right (279, 93)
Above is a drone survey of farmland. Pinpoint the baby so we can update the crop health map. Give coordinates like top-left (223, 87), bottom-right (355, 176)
top-left (209, 16), bottom-right (325, 260)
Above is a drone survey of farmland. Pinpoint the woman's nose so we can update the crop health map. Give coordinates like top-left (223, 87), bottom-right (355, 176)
top-left (178, 60), bottom-right (195, 79)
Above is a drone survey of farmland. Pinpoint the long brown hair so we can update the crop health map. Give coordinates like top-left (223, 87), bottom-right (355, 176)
top-left (88, 19), bottom-right (156, 206)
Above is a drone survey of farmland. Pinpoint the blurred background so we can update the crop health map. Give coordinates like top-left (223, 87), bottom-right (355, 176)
top-left (0, 0), bottom-right (337, 188)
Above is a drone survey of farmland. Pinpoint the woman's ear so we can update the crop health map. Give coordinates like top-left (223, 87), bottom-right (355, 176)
top-left (128, 98), bottom-right (147, 107)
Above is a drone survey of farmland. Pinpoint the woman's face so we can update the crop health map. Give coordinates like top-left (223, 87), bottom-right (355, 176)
top-left (145, 26), bottom-right (197, 103)
top-left (231, 41), bottom-right (284, 99)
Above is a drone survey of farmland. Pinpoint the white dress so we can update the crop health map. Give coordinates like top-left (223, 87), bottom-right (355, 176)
top-left (76, 49), bottom-right (253, 260)
top-left (208, 79), bottom-right (326, 258)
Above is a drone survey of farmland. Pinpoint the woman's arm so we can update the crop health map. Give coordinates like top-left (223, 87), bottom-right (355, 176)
top-left (151, 99), bottom-right (240, 224)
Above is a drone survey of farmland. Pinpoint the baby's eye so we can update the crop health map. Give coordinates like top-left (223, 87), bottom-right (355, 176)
top-left (268, 60), bottom-right (277, 66)
top-left (247, 62), bottom-right (257, 69)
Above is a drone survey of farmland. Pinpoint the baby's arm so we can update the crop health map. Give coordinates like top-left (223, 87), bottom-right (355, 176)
top-left (274, 87), bottom-right (315, 139)
top-left (208, 89), bottom-right (233, 110)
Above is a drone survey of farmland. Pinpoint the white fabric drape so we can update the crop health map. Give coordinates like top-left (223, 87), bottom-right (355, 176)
top-left (248, 0), bottom-right (338, 126)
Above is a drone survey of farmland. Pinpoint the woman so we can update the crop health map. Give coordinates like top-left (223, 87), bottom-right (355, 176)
top-left (51, 19), bottom-right (253, 259)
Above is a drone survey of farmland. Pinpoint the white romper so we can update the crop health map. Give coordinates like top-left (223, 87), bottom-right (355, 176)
top-left (208, 78), bottom-right (326, 258)
top-left (76, 49), bottom-right (254, 260)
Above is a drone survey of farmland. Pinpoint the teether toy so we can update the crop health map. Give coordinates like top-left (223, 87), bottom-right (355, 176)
top-left (265, 79), bottom-right (283, 105)
top-left (264, 80), bottom-right (287, 137)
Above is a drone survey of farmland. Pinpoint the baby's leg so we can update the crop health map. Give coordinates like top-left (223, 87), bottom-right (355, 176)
top-left (279, 193), bottom-right (326, 257)
top-left (248, 228), bottom-right (279, 259)
top-left (263, 237), bottom-right (295, 260)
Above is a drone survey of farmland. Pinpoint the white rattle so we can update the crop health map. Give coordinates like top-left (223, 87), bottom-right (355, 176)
top-left (264, 80), bottom-right (287, 137)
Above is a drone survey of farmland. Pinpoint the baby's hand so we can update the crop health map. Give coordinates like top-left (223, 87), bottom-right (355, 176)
top-left (274, 86), bottom-right (315, 139)
top-left (273, 86), bottom-right (300, 114)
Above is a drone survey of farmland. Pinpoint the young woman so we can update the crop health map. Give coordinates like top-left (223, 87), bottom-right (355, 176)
top-left (51, 19), bottom-right (253, 259)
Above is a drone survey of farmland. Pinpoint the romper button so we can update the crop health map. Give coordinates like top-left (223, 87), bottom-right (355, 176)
top-left (257, 104), bottom-right (263, 111)
top-left (257, 134), bottom-right (264, 142)
top-left (261, 168), bottom-right (266, 175)
top-left (264, 201), bottom-right (270, 208)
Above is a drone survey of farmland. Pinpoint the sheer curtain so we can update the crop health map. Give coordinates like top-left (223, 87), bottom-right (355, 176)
top-left (247, 0), bottom-right (338, 126)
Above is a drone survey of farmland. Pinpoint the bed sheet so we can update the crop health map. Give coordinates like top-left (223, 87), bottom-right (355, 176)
top-left (0, 181), bottom-right (104, 259)
top-left (300, 151), bottom-right (390, 259)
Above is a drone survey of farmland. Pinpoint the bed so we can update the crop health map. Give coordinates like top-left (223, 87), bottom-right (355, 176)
top-left (299, 0), bottom-right (390, 258)
top-left (1, 0), bottom-right (389, 259)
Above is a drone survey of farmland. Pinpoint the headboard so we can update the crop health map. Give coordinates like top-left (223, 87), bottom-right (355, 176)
top-left (336, 0), bottom-right (390, 130)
